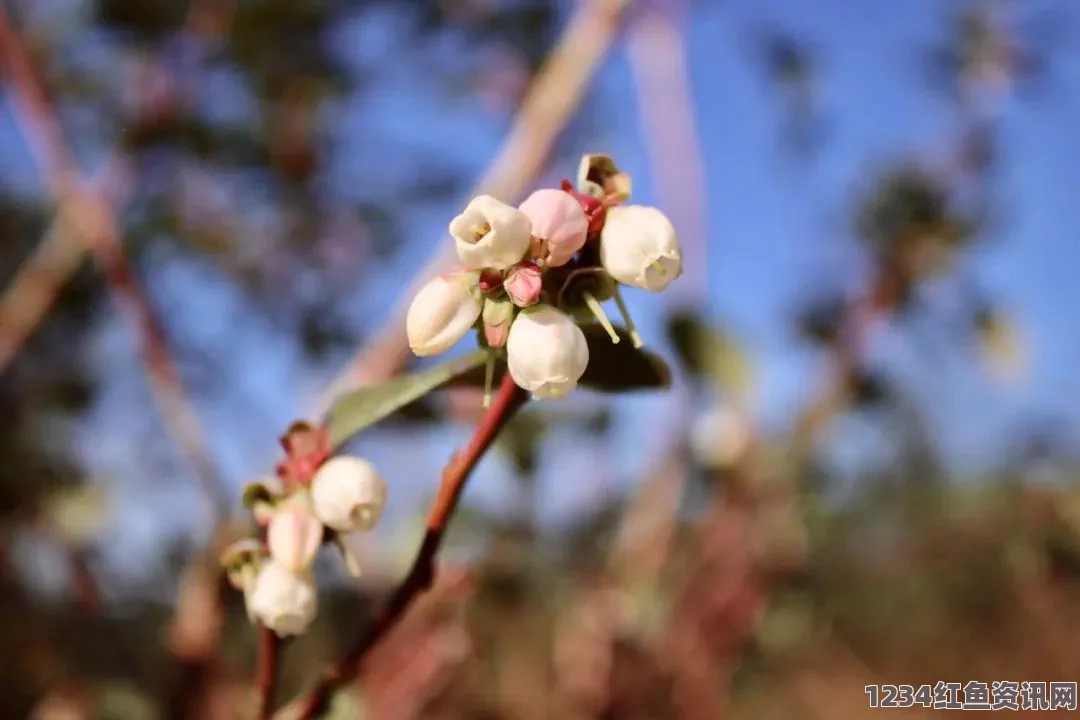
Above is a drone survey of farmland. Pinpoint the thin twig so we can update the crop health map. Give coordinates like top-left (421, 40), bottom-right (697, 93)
top-left (308, 0), bottom-right (632, 419)
top-left (0, 160), bottom-right (132, 374)
top-left (273, 374), bottom-right (528, 720)
top-left (255, 626), bottom-right (281, 719)
top-left (0, 5), bottom-right (230, 516)
top-left (624, 0), bottom-right (708, 309)
top-left (165, 561), bottom-right (232, 720)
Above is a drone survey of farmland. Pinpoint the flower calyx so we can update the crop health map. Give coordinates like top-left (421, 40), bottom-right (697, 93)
top-left (275, 421), bottom-right (331, 490)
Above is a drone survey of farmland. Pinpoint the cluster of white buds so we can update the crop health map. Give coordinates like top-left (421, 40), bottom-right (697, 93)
top-left (221, 423), bottom-right (388, 638)
top-left (406, 154), bottom-right (683, 401)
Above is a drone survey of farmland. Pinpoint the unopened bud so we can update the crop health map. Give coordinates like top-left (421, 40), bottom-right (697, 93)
top-left (406, 272), bottom-right (483, 357)
top-left (482, 296), bottom-right (515, 349)
top-left (266, 496), bottom-right (324, 572)
top-left (504, 262), bottom-right (543, 308)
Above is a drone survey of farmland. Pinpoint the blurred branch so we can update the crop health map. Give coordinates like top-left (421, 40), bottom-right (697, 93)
top-left (0, 2), bottom-right (229, 376)
top-left (0, 161), bottom-right (132, 374)
top-left (0, 3), bottom-right (229, 517)
top-left (256, 627), bottom-right (281, 719)
top-left (624, 0), bottom-right (708, 308)
top-left (165, 549), bottom-right (232, 720)
top-left (308, 0), bottom-right (633, 418)
top-left (612, 0), bottom-right (710, 592)
top-left (359, 567), bottom-right (474, 718)
top-left (275, 375), bottom-right (528, 720)
top-left (1, 9), bottom-right (236, 718)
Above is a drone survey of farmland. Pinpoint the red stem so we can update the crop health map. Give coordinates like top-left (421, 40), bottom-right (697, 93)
top-left (255, 626), bottom-right (281, 718)
top-left (272, 374), bottom-right (528, 719)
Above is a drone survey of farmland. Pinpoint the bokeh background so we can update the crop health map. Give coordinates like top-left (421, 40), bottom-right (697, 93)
top-left (3, 0), bottom-right (1080, 717)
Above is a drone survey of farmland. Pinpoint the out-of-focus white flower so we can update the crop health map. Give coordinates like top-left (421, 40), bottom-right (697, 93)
top-left (406, 272), bottom-right (482, 357)
top-left (689, 405), bottom-right (751, 470)
top-left (246, 561), bottom-right (318, 637)
top-left (266, 497), bottom-right (324, 572)
top-left (449, 195), bottom-right (531, 270)
top-left (518, 189), bottom-right (588, 267)
top-left (506, 305), bottom-right (589, 399)
top-left (310, 456), bottom-right (388, 533)
top-left (599, 205), bottom-right (682, 292)
top-left (503, 262), bottom-right (543, 308)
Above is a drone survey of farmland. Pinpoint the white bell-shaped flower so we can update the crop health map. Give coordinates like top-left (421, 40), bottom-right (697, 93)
top-left (506, 305), bottom-right (589, 399)
top-left (309, 455), bottom-right (388, 533)
top-left (449, 195), bottom-right (532, 270)
top-left (246, 561), bottom-right (318, 638)
top-left (599, 205), bottom-right (682, 292)
top-left (266, 497), bottom-right (324, 572)
top-left (406, 272), bottom-right (482, 357)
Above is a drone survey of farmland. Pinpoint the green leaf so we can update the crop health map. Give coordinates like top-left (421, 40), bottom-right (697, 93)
top-left (325, 349), bottom-right (489, 447)
top-left (578, 324), bottom-right (672, 391)
top-left (241, 481), bottom-right (277, 511)
top-left (496, 413), bottom-right (550, 476)
top-left (448, 324), bottom-right (672, 393)
top-left (666, 311), bottom-right (753, 396)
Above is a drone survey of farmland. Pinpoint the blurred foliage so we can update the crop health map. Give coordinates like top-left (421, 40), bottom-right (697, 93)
top-left (665, 310), bottom-right (753, 399)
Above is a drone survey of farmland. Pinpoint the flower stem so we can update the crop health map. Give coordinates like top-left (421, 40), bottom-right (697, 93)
top-left (254, 626), bottom-right (280, 719)
top-left (612, 287), bottom-right (643, 348)
top-left (278, 374), bottom-right (528, 720)
top-left (482, 350), bottom-right (495, 408)
top-left (582, 290), bottom-right (620, 344)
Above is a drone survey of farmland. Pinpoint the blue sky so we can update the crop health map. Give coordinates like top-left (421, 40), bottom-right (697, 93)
top-left (2, 0), bottom-right (1080, 588)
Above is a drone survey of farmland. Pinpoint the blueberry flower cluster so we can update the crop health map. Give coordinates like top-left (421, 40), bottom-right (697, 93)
top-left (220, 423), bottom-right (388, 637)
top-left (406, 155), bottom-right (683, 401)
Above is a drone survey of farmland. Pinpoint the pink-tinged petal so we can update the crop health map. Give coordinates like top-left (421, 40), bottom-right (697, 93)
top-left (519, 189), bottom-right (589, 267)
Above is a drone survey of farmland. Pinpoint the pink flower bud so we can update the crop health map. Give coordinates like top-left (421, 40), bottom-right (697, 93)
top-left (504, 262), bottom-right (543, 308)
top-left (267, 498), bottom-right (324, 572)
top-left (519, 189), bottom-right (589, 267)
top-left (482, 297), bottom-right (515, 348)
top-left (484, 322), bottom-right (510, 348)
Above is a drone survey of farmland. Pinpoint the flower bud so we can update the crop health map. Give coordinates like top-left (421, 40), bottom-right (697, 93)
top-left (406, 272), bottom-right (482, 357)
top-left (599, 205), bottom-right (682, 292)
top-left (482, 296), bottom-right (515, 348)
top-left (246, 561), bottom-right (318, 638)
top-left (504, 262), bottom-right (543, 308)
top-left (450, 195), bottom-right (531, 270)
top-left (506, 305), bottom-right (590, 399)
top-left (518, 189), bottom-right (588, 267)
top-left (310, 455), bottom-right (388, 533)
top-left (266, 497), bottom-right (324, 572)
